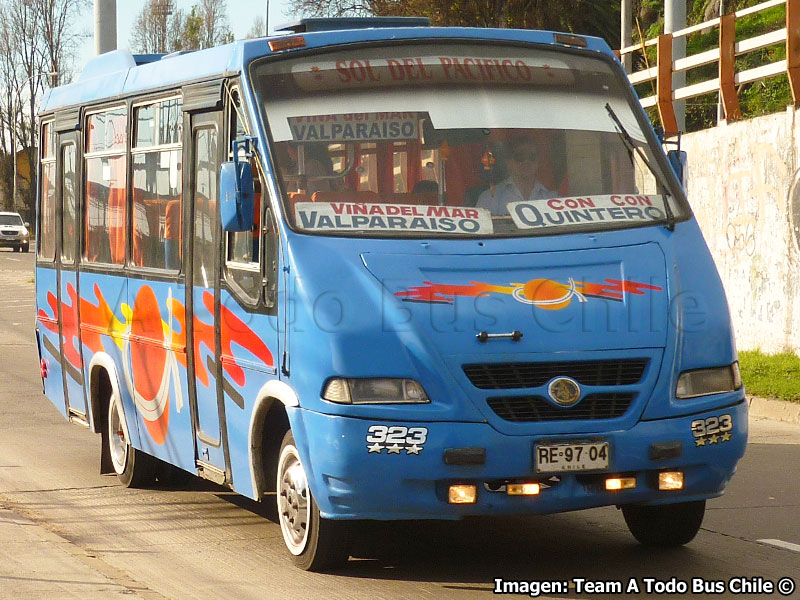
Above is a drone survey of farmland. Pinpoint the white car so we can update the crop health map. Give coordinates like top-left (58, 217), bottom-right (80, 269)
top-left (0, 212), bottom-right (30, 252)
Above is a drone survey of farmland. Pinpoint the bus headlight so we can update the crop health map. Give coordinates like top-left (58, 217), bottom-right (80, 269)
top-left (675, 362), bottom-right (742, 399)
top-left (323, 378), bottom-right (430, 404)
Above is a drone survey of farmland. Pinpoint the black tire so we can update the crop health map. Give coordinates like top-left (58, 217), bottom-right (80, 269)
top-left (107, 398), bottom-right (157, 488)
top-left (22, 244), bottom-right (29, 253)
top-left (277, 430), bottom-right (351, 571)
top-left (622, 500), bottom-right (706, 547)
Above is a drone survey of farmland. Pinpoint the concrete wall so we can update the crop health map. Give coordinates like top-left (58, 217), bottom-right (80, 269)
top-left (683, 107), bottom-right (800, 352)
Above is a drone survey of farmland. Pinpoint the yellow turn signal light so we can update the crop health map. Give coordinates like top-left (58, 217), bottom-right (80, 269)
top-left (606, 477), bottom-right (637, 491)
top-left (448, 484), bottom-right (477, 504)
top-left (659, 471), bottom-right (684, 490)
top-left (507, 483), bottom-right (541, 496)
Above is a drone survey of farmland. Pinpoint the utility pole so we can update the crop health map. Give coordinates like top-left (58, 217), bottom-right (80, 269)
top-left (94, 0), bottom-right (117, 56)
top-left (664, 0), bottom-right (687, 132)
top-left (264, 0), bottom-right (270, 36)
top-left (621, 0), bottom-right (633, 73)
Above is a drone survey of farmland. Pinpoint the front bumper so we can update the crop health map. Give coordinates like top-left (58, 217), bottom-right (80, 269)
top-left (0, 235), bottom-right (27, 247)
top-left (293, 399), bottom-right (748, 520)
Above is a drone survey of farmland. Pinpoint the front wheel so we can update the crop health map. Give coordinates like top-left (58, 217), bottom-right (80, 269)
top-left (622, 500), bottom-right (706, 547)
top-left (22, 243), bottom-right (29, 253)
top-left (277, 430), bottom-right (350, 571)
top-left (107, 397), bottom-right (156, 488)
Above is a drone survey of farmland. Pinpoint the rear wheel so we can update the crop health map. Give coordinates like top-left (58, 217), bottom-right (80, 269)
top-left (277, 430), bottom-right (350, 571)
top-left (622, 500), bottom-right (706, 546)
top-left (107, 398), bottom-right (156, 488)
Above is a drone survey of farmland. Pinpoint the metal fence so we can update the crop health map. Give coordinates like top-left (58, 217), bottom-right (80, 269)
top-left (618, 0), bottom-right (798, 134)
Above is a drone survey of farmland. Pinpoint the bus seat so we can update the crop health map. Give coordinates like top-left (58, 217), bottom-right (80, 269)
top-left (165, 200), bottom-right (181, 240)
top-left (312, 190), bottom-right (381, 204)
top-left (164, 199), bottom-right (181, 270)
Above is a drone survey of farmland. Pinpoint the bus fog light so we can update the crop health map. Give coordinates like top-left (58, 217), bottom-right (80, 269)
top-left (659, 471), bottom-right (684, 490)
top-left (507, 483), bottom-right (540, 496)
top-left (606, 477), bottom-right (636, 491)
top-left (448, 484), bottom-right (477, 504)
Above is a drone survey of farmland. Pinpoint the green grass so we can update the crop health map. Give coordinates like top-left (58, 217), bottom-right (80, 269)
top-left (739, 350), bottom-right (800, 403)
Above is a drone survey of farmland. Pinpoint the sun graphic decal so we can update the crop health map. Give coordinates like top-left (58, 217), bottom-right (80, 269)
top-left (395, 277), bottom-right (662, 310)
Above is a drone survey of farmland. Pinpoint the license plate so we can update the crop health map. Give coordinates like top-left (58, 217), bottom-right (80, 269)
top-left (535, 441), bottom-right (609, 473)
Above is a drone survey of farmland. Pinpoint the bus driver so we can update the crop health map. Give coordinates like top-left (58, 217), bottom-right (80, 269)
top-left (477, 136), bottom-right (554, 216)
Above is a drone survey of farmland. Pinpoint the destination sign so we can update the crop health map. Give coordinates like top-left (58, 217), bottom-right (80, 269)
top-left (508, 195), bottom-right (668, 229)
top-left (294, 202), bottom-right (493, 234)
top-left (291, 55), bottom-right (575, 90)
top-left (288, 113), bottom-right (418, 142)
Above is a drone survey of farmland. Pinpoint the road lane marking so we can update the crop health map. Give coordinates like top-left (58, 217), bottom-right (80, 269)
top-left (758, 539), bottom-right (800, 553)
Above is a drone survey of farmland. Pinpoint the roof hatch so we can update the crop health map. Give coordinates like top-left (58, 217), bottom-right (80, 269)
top-left (275, 16), bottom-right (430, 34)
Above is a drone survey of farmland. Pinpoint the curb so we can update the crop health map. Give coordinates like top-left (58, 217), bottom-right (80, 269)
top-left (748, 395), bottom-right (800, 425)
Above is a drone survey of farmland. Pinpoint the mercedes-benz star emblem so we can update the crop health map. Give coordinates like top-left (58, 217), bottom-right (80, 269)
top-left (547, 377), bottom-right (581, 406)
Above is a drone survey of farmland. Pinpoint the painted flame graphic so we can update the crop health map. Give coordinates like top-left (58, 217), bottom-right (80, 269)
top-left (395, 277), bottom-right (662, 309)
top-left (38, 284), bottom-right (274, 445)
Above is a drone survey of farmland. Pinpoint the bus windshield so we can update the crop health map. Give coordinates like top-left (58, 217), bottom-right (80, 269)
top-left (251, 43), bottom-right (685, 238)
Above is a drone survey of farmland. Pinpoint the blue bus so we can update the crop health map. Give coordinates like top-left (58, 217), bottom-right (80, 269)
top-left (35, 17), bottom-right (747, 571)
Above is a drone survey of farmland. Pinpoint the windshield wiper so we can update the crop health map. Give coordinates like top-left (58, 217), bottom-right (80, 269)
top-left (605, 103), bottom-right (675, 231)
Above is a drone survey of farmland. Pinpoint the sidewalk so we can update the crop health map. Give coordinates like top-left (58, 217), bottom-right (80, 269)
top-left (0, 503), bottom-right (151, 599)
top-left (748, 395), bottom-right (800, 425)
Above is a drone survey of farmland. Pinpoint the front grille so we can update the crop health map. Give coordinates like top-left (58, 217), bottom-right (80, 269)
top-left (487, 393), bottom-right (635, 422)
top-left (463, 359), bottom-right (648, 389)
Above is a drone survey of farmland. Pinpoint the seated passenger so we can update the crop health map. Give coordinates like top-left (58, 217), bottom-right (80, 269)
top-left (477, 137), bottom-right (554, 216)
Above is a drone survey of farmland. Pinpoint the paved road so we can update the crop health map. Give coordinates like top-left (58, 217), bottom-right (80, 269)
top-left (0, 249), bottom-right (798, 599)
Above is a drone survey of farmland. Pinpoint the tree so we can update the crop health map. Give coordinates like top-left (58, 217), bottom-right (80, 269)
top-left (133, 0), bottom-right (234, 53)
top-left (195, 0), bottom-right (234, 48)
top-left (287, 0), bottom-right (621, 46)
top-left (247, 15), bottom-right (265, 39)
top-left (0, 0), bottom-right (87, 217)
top-left (130, 0), bottom-right (188, 54)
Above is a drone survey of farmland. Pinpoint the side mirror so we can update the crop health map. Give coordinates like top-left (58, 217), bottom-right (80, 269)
top-left (667, 149), bottom-right (687, 189)
top-left (24, 222), bottom-right (30, 228)
top-left (220, 160), bottom-right (255, 232)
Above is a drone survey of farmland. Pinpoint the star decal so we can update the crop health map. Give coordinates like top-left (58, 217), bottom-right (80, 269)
top-left (695, 437), bottom-right (706, 447)
top-left (406, 444), bottom-right (422, 455)
top-left (387, 444), bottom-right (402, 454)
top-left (367, 442), bottom-right (384, 454)
top-left (707, 434), bottom-right (719, 445)
top-left (720, 432), bottom-right (732, 443)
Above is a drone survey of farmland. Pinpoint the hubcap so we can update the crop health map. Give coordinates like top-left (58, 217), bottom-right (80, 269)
top-left (277, 444), bottom-right (310, 555)
top-left (108, 401), bottom-right (128, 474)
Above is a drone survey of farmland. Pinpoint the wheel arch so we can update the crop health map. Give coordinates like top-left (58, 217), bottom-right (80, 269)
top-left (248, 380), bottom-right (298, 500)
top-left (87, 353), bottom-right (131, 441)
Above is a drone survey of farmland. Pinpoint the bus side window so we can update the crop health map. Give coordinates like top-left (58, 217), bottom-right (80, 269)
top-left (38, 121), bottom-right (57, 261)
top-left (131, 97), bottom-right (183, 271)
top-left (226, 88), bottom-right (262, 302)
top-left (84, 107), bottom-right (127, 265)
top-left (61, 144), bottom-right (77, 264)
